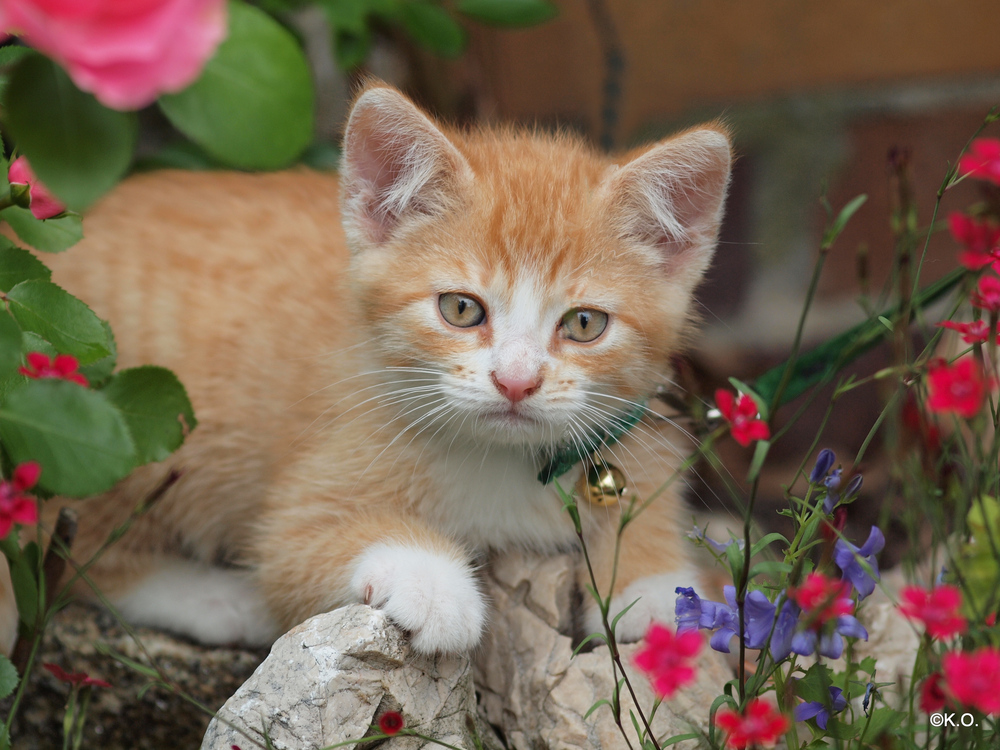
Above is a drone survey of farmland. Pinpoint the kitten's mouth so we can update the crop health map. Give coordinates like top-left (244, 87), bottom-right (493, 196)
top-left (486, 407), bottom-right (540, 426)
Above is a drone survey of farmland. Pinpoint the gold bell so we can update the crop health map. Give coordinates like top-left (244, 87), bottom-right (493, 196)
top-left (578, 456), bottom-right (628, 506)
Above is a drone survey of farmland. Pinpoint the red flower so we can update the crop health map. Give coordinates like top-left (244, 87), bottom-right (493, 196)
top-left (920, 673), bottom-right (948, 713)
top-left (43, 663), bottom-right (112, 689)
top-left (988, 612), bottom-right (997, 627)
top-left (788, 572), bottom-right (854, 627)
top-left (378, 711), bottom-right (404, 736)
top-left (716, 698), bottom-right (790, 749)
top-left (950, 213), bottom-right (1000, 270)
top-left (18, 352), bottom-right (88, 386)
top-left (633, 623), bottom-right (703, 698)
top-left (926, 357), bottom-right (991, 419)
top-left (0, 462), bottom-right (40, 539)
top-left (972, 275), bottom-right (1000, 313)
top-left (958, 138), bottom-right (1000, 185)
top-left (715, 389), bottom-right (770, 447)
top-left (943, 647), bottom-right (1000, 714)
top-left (937, 319), bottom-right (1000, 346)
top-left (899, 585), bottom-right (967, 640)
top-left (7, 157), bottom-right (66, 220)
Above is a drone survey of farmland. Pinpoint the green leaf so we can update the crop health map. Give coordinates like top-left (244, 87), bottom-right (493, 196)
top-left (751, 267), bottom-right (963, 408)
top-left (158, 0), bottom-right (315, 170)
top-left (0, 380), bottom-right (136, 496)
top-left (660, 734), bottom-right (700, 747)
top-left (318, 0), bottom-right (369, 32)
top-left (0, 239), bottom-right (51, 291)
top-left (856, 707), bottom-right (904, 741)
top-left (102, 367), bottom-right (196, 465)
top-left (0, 314), bottom-right (22, 382)
top-left (583, 698), bottom-right (610, 720)
top-left (5, 280), bottom-right (110, 364)
top-left (333, 27), bottom-right (372, 70)
top-left (0, 655), bottom-right (18, 701)
top-left (795, 663), bottom-right (834, 703)
top-left (3, 55), bottom-right (137, 211)
top-left (0, 47), bottom-right (32, 69)
top-left (131, 139), bottom-right (226, 173)
top-left (572, 630), bottom-right (607, 656)
top-left (746, 438), bottom-right (770, 482)
top-left (750, 532), bottom-right (788, 557)
top-left (457, 0), bottom-right (557, 27)
top-left (1, 207), bottom-right (83, 253)
top-left (610, 598), bottom-right (640, 634)
top-left (821, 194), bottom-right (868, 250)
top-left (748, 560), bottom-right (792, 580)
top-left (724, 540), bottom-right (744, 582)
top-left (8, 543), bottom-right (38, 628)
top-left (399, 1), bottom-right (466, 57)
top-left (78, 321), bottom-right (117, 387)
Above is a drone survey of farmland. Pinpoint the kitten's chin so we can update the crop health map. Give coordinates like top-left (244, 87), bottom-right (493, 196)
top-left (464, 409), bottom-right (559, 448)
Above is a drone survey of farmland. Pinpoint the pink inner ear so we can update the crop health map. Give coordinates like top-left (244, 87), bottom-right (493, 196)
top-left (609, 130), bottom-right (731, 263)
top-left (342, 88), bottom-right (470, 246)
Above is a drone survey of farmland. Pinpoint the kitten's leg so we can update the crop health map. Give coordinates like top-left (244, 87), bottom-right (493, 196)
top-left (255, 505), bottom-right (486, 654)
top-left (579, 488), bottom-right (699, 643)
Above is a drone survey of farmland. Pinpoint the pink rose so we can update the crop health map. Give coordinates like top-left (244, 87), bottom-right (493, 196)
top-left (8, 156), bottom-right (66, 219)
top-left (0, 0), bottom-right (228, 110)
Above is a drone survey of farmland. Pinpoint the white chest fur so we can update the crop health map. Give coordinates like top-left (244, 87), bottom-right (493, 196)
top-left (418, 444), bottom-right (581, 552)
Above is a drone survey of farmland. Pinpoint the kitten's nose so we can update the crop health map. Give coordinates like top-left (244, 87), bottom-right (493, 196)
top-left (491, 372), bottom-right (542, 403)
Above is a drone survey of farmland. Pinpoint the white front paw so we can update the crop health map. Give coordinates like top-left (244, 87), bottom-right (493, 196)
top-left (583, 572), bottom-right (695, 643)
top-left (351, 543), bottom-right (486, 653)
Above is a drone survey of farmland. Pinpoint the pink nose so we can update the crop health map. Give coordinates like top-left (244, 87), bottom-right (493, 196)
top-left (491, 372), bottom-right (542, 403)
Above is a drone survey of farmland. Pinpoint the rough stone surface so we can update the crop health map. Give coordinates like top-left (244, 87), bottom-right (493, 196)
top-left (202, 604), bottom-right (493, 750)
top-left (475, 550), bottom-right (734, 750)
top-left (2, 602), bottom-right (266, 749)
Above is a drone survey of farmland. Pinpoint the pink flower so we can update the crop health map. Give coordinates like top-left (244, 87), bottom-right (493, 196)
top-left (942, 647), bottom-right (1000, 714)
top-left (43, 663), bottom-right (111, 689)
top-left (788, 572), bottom-right (854, 627)
top-left (950, 213), bottom-right (1000, 270)
top-left (715, 389), bottom-right (770, 447)
top-left (937, 319), bottom-right (1000, 346)
top-left (899, 585), bottom-right (967, 640)
top-left (633, 623), bottom-right (703, 698)
top-left (0, 0), bottom-right (228, 110)
top-left (0, 462), bottom-right (40, 539)
top-left (7, 156), bottom-right (65, 220)
top-left (971, 275), bottom-right (1000, 312)
top-left (926, 357), bottom-right (991, 419)
top-left (958, 138), bottom-right (1000, 185)
top-left (920, 673), bottom-right (948, 713)
top-left (378, 711), bottom-right (404, 736)
top-left (715, 698), bottom-right (790, 749)
top-left (19, 352), bottom-right (88, 386)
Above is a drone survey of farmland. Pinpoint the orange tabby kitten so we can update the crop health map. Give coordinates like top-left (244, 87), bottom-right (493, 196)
top-left (26, 84), bottom-right (730, 654)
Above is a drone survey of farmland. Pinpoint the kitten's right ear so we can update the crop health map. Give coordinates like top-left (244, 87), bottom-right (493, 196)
top-left (341, 86), bottom-right (472, 247)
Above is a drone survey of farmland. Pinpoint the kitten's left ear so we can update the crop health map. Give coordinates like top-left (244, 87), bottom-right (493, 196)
top-left (601, 127), bottom-right (731, 279)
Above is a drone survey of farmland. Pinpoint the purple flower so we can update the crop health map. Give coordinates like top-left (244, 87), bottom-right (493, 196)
top-left (674, 585), bottom-right (868, 662)
top-left (789, 614), bottom-right (868, 659)
top-left (834, 526), bottom-right (885, 599)
top-left (795, 686), bottom-right (847, 729)
top-left (687, 526), bottom-right (744, 555)
top-left (810, 449), bottom-right (836, 482)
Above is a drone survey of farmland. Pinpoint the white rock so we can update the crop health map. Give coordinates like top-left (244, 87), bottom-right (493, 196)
top-left (201, 604), bottom-right (482, 750)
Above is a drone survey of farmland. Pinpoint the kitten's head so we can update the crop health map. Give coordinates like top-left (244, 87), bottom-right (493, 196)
top-left (340, 84), bottom-right (730, 450)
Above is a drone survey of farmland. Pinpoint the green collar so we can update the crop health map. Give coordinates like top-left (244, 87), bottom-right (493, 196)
top-left (537, 400), bottom-right (648, 484)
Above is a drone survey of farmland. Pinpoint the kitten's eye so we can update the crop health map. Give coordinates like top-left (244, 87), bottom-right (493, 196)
top-left (439, 293), bottom-right (486, 328)
top-left (561, 308), bottom-right (608, 343)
